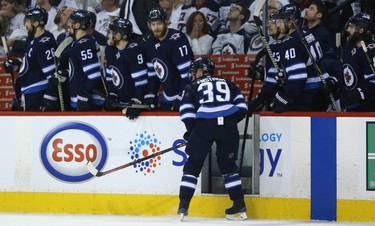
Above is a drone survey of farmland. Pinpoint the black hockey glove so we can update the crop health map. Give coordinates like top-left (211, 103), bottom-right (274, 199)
top-left (3, 58), bottom-right (22, 73)
top-left (272, 92), bottom-right (291, 113)
top-left (40, 92), bottom-right (60, 111)
top-left (77, 93), bottom-right (92, 111)
top-left (126, 98), bottom-right (143, 120)
top-left (183, 131), bottom-right (190, 141)
top-left (248, 63), bottom-right (264, 81)
top-left (324, 76), bottom-right (342, 99)
top-left (171, 92), bottom-right (184, 111)
top-left (103, 92), bottom-right (119, 111)
top-left (248, 96), bottom-right (265, 116)
top-left (143, 93), bottom-right (157, 110)
top-left (253, 16), bottom-right (262, 27)
top-left (327, 88), bottom-right (365, 112)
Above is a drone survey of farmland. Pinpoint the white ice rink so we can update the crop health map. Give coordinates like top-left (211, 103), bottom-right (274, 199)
top-left (0, 213), bottom-right (374, 226)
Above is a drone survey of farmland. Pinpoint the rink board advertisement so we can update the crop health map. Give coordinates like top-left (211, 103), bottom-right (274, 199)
top-left (0, 115), bottom-right (192, 195)
top-left (1, 113), bottom-right (375, 221)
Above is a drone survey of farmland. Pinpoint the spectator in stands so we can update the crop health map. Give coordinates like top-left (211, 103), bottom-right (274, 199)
top-left (159, 0), bottom-right (174, 27)
top-left (95, 0), bottom-right (119, 36)
top-left (119, 0), bottom-right (159, 40)
top-left (185, 11), bottom-right (213, 55)
top-left (212, 2), bottom-right (250, 54)
top-left (56, 7), bottom-right (76, 44)
top-left (36, 0), bottom-right (58, 32)
top-left (0, 0), bottom-right (26, 51)
top-left (169, 0), bottom-right (183, 29)
top-left (177, 0), bottom-right (221, 36)
top-left (218, 0), bottom-right (252, 32)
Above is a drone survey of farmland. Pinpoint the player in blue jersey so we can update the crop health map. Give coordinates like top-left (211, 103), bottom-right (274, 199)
top-left (105, 18), bottom-right (148, 119)
top-left (4, 6), bottom-right (58, 111)
top-left (178, 56), bottom-right (248, 220)
top-left (67, 9), bottom-right (106, 111)
top-left (248, 10), bottom-right (287, 113)
top-left (271, 4), bottom-right (329, 112)
top-left (330, 13), bottom-right (375, 111)
top-left (144, 7), bottom-right (194, 111)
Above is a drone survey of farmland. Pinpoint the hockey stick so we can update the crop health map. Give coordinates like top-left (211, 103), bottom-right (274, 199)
top-left (86, 142), bottom-right (187, 177)
top-left (253, 0), bottom-right (284, 86)
top-left (291, 19), bottom-right (341, 112)
top-left (238, 48), bottom-right (265, 174)
top-left (93, 89), bottom-right (153, 110)
top-left (53, 37), bottom-right (73, 111)
top-left (1, 36), bottom-right (21, 111)
top-left (360, 41), bottom-right (375, 75)
top-left (99, 45), bottom-right (109, 95)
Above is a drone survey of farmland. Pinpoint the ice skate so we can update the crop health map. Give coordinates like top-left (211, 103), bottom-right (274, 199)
top-left (177, 200), bottom-right (190, 221)
top-left (225, 199), bottom-right (248, 220)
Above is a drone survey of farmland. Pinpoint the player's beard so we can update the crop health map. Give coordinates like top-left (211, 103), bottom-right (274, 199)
top-left (152, 26), bottom-right (167, 39)
top-left (347, 31), bottom-right (361, 46)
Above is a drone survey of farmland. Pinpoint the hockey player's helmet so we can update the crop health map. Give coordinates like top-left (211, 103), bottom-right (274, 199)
top-left (346, 13), bottom-right (372, 34)
top-left (148, 7), bottom-right (167, 23)
top-left (275, 4), bottom-right (301, 21)
top-left (69, 9), bottom-right (92, 30)
top-left (189, 56), bottom-right (214, 80)
top-left (25, 6), bottom-right (48, 26)
top-left (109, 18), bottom-right (133, 40)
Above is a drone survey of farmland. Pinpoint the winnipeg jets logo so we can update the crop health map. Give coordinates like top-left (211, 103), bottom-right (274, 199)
top-left (343, 63), bottom-right (357, 90)
top-left (110, 66), bottom-right (124, 88)
top-left (170, 33), bottom-right (180, 40)
top-left (116, 51), bottom-right (121, 59)
top-left (78, 38), bottom-right (89, 44)
top-left (128, 43), bottom-right (137, 48)
top-left (39, 37), bottom-right (51, 43)
top-left (155, 43), bottom-right (160, 49)
top-left (222, 43), bottom-right (237, 54)
top-left (152, 58), bottom-right (168, 83)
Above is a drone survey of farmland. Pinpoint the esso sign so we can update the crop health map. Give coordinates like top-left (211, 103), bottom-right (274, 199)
top-left (40, 122), bottom-right (108, 182)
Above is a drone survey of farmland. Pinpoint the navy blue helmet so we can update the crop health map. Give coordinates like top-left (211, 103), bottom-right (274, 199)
top-left (189, 56), bottom-right (215, 80)
top-left (25, 6), bottom-right (48, 26)
top-left (109, 18), bottom-right (133, 40)
top-left (148, 7), bottom-right (167, 23)
top-left (70, 9), bottom-right (92, 30)
top-left (346, 12), bottom-right (372, 34)
top-left (275, 4), bottom-right (301, 21)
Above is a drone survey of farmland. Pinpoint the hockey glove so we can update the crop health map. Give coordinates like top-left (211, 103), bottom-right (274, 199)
top-left (126, 98), bottom-right (143, 120)
top-left (329, 88), bottom-right (365, 111)
top-left (324, 76), bottom-right (342, 99)
top-left (183, 131), bottom-right (190, 141)
top-left (248, 96), bottom-right (265, 116)
top-left (3, 58), bottom-right (22, 73)
top-left (77, 93), bottom-right (92, 111)
top-left (171, 92), bottom-right (184, 111)
top-left (253, 16), bottom-right (262, 27)
top-left (248, 63), bottom-right (264, 81)
top-left (143, 93), bottom-right (157, 110)
top-left (272, 92), bottom-right (291, 113)
top-left (103, 92), bottom-right (119, 111)
top-left (40, 92), bottom-right (60, 111)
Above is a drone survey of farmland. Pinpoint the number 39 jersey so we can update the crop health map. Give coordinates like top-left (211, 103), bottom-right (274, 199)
top-left (145, 28), bottom-right (194, 103)
top-left (180, 76), bottom-right (248, 127)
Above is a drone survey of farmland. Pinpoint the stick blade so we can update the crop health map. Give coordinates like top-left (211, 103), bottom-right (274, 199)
top-left (86, 161), bottom-right (99, 176)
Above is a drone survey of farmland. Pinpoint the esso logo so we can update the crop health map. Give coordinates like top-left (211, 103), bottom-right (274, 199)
top-left (40, 122), bottom-right (107, 182)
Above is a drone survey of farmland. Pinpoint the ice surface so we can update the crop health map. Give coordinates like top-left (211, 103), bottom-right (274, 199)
top-left (1, 213), bottom-right (374, 226)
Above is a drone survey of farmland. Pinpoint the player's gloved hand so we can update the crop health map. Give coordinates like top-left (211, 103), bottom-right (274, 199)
top-left (272, 92), bottom-right (291, 113)
top-left (248, 96), bottom-right (265, 116)
top-left (183, 131), bottom-right (190, 141)
top-left (77, 93), bottom-right (92, 111)
top-left (104, 92), bottom-right (119, 111)
top-left (3, 58), bottom-right (22, 73)
top-left (143, 93), bottom-right (157, 110)
top-left (248, 63), bottom-right (264, 81)
top-left (327, 88), bottom-right (365, 112)
top-left (126, 98), bottom-right (143, 120)
top-left (40, 92), bottom-right (60, 111)
top-left (171, 92), bottom-right (184, 111)
top-left (53, 69), bottom-right (69, 84)
top-left (324, 76), bottom-right (341, 99)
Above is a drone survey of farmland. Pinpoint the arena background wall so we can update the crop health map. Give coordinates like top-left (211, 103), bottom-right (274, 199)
top-left (0, 111), bottom-right (375, 223)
